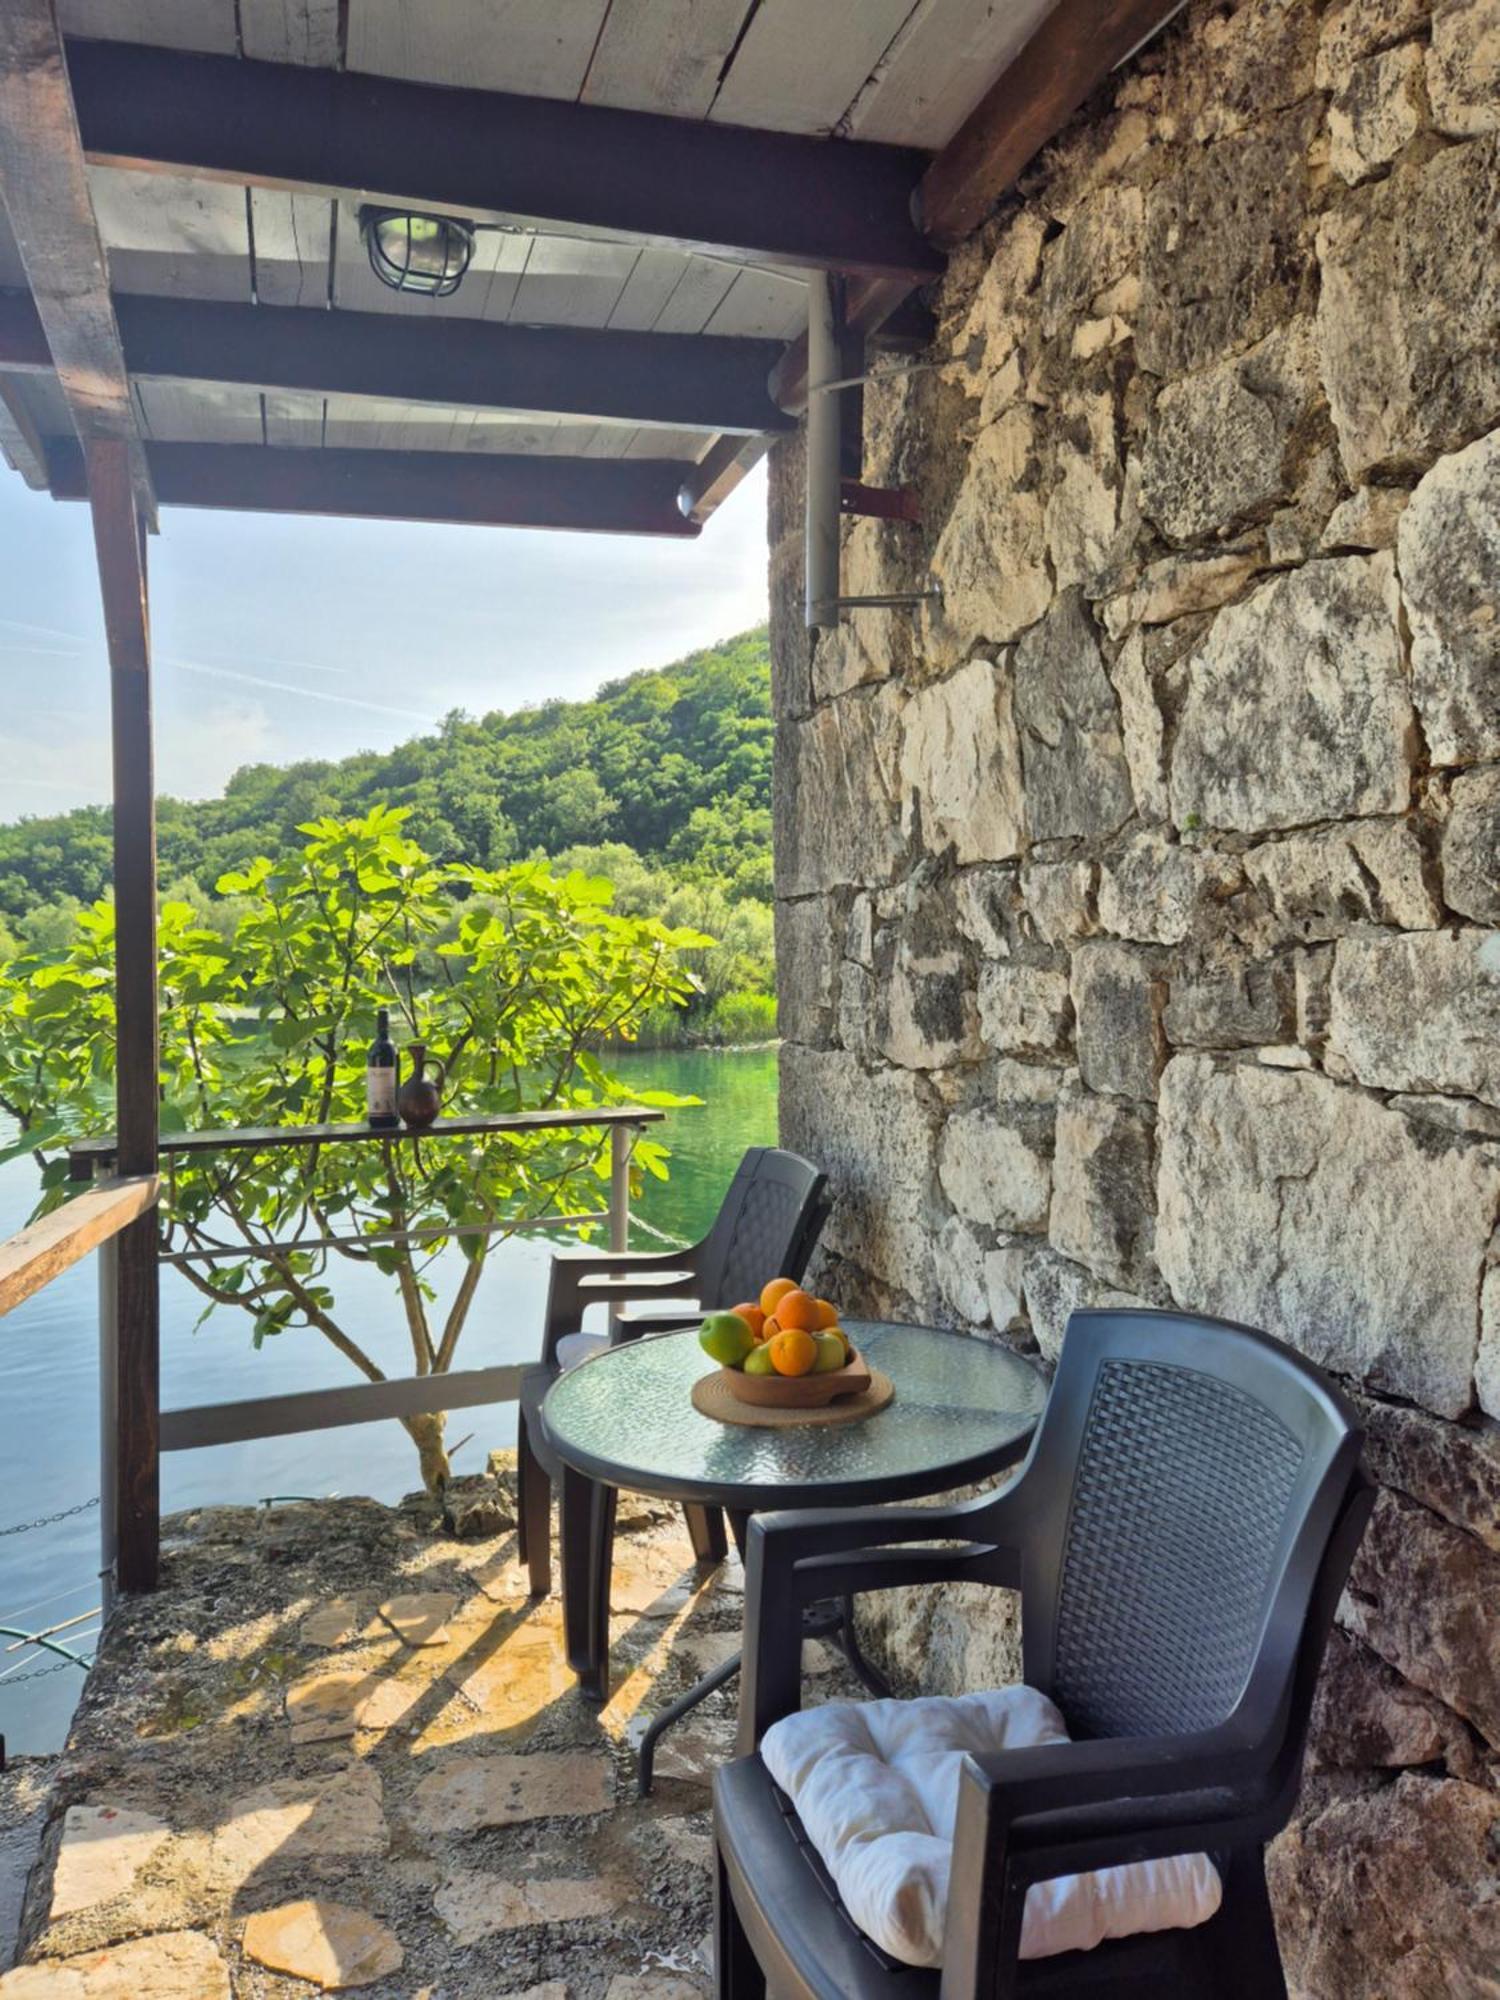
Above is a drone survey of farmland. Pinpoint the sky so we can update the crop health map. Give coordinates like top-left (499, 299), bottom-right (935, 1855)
top-left (0, 459), bottom-right (769, 823)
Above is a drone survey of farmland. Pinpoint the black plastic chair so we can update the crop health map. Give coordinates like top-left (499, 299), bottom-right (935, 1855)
top-left (515, 1145), bottom-right (830, 1599)
top-left (714, 1307), bottom-right (1374, 2000)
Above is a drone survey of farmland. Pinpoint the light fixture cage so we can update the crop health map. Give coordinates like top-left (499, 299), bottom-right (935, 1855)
top-left (360, 206), bottom-right (475, 297)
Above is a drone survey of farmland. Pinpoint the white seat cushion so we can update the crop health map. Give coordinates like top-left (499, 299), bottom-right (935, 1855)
top-left (760, 1687), bottom-right (1221, 1968)
top-left (555, 1330), bottom-right (608, 1372)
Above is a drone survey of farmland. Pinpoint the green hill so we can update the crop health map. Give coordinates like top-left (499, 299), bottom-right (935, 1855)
top-left (0, 628), bottom-right (776, 1039)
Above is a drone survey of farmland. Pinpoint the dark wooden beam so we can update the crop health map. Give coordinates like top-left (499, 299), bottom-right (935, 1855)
top-left (0, 5), bottom-right (154, 521)
top-left (65, 37), bottom-right (943, 284)
top-left (675, 433), bottom-right (771, 527)
top-left (85, 436), bottom-right (160, 1594)
top-left (919, 0), bottom-right (1187, 246)
top-left (0, 374), bottom-right (52, 487)
top-left (54, 439), bottom-right (704, 537)
top-left (0, 286), bottom-right (792, 436)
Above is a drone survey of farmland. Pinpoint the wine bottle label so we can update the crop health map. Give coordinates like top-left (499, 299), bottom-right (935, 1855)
top-left (367, 1066), bottom-right (397, 1119)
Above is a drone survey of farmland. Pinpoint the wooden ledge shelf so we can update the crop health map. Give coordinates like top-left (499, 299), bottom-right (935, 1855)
top-left (68, 1106), bottom-right (665, 1174)
top-left (0, 1174), bottom-right (160, 1320)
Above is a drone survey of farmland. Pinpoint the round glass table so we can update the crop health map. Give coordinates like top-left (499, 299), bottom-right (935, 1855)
top-left (542, 1319), bottom-right (1047, 1788)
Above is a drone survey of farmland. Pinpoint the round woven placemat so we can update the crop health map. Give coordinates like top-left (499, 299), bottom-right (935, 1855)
top-left (690, 1368), bottom-right (895, 1429)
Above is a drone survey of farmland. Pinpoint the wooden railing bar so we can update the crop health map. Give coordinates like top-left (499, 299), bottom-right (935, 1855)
top-left (0, 1176), bottom-right (159, 1321)
top-left (158, 1209), bottom-right (609, 1264)
top-left (69, 1104), bottom-right (663, 1171)
top-left (159, 1361), bottom-right (530, 1451)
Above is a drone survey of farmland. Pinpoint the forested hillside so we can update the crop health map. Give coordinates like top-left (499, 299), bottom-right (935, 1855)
top-left (0, 629), bottom-right (776, 1038)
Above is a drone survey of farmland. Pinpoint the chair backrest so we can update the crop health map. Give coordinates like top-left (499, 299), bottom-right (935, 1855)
top-left (1013, 1309), bottom-right (1365, 1747)
top-left (696, 1147), bottom-right (830, 1310)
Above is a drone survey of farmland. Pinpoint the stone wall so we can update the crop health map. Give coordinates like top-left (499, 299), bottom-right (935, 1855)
top-left (767, 1), bottom-right (1500, 1990)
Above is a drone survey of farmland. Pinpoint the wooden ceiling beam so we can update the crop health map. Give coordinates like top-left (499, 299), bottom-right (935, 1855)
top-left (64, 37), bottom-right (942, 285)
top-left (0, 286), bottom-right (793, 437)
top-left (0, 3), bottom-right (154, 523)
top-left (918, 0), bottom-right (1187, 247)
top-left (51, 439), bottom-right (704, 538)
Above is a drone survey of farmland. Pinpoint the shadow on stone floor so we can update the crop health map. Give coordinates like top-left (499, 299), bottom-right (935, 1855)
top-left (0, 1475), bottom-right (863, 1999)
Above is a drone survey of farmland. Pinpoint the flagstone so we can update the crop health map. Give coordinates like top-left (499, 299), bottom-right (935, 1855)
top-left (210, 1767), bottom-right (386, 1885)
top-left (299, 1598), bottom-right (373, 1648)
top-left (433, 1868), bottom-right (624, 1944)
top-left (376, 1593), bottom-right (457, 1646)
top-left (0, 1931), bottom-right (229, 2000)
top-left (409, 1752), bottom-right (611, 1835)
top-left (50, 1806), bottom-right (170, 1919)
top-left (240, 1900), bottom-right (403, 1990)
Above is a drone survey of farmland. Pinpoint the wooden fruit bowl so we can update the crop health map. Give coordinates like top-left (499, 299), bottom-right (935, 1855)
top-left (721, 1346), bottom-right (871, 1408)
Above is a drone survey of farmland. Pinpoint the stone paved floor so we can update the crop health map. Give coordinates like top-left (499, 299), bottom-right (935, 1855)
top-left (0, 1471), bottom-right (863, 1998)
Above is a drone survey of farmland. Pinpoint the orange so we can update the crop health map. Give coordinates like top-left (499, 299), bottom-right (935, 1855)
top-left (773, 1289), bottom-right (821, 1332)
top-left (760, 1276), bottom-right (799, 1315)
top-left (811, 1298), bottom-right (841, 1331)
top-left (731, 1302), bottom-right (768, 1341)
top-left (769, 1326), bottom-right (818, 1377)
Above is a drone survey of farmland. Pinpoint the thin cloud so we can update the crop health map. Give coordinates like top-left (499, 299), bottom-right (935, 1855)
top-left (165, 656), bottom-right (433, 724)
top-left (0, 616), bottom-right (88, 647)
top-left (161, 647), bottom-right (349, 679)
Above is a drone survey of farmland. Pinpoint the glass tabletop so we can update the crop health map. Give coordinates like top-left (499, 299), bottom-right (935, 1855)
top-left (541, 1320), bottom-right (1048, 1511)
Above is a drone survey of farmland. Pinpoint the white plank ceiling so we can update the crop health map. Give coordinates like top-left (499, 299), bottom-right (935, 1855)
top-left (20, 1), bottom-right (1061, 462)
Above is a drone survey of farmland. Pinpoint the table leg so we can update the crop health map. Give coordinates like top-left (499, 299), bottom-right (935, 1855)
top-left (560, 1462), bottom-right (616, 1704)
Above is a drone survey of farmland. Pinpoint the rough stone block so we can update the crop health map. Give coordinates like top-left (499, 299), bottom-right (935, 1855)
top-left (1020, 860), bottom-right (1096, 946)
top-left (938, 1094), bottom-right (1053, 1236)
top-left (1038, 185), bottom-right (1142, 339)
top-left (775, 684), bottom-right (905, 896)
top-left (1140, 319), bottom-right (1325, 542)
top-left (1156, 1055), bottom-right (1498, 1417)
top-left (1317, 136), bottom-right (1500, 480)
top-left (934, 1215), bottom-right (992, 1325)
top-left (1320, 482), bottom-right (1410, 552)
top-left (1108, 633), bottom-right (1170, 822)
top-left (1427, 0), bottom-right (1500, 134)
top-left (781, 1046), bottom-right (941, 1299)
top-left (1095, 831), bottom-right (1243, 947)
top-left (1269, 1773), bottom-right (1500, 1998)
top-left (1100, 551), bottom-right (1261, 637)
top-left (1138, 101), bottom-right (1321, 378)
top-left (1441, 765), bottom-right (1500, 921)
top-left (1317, 0), bottom-right (1431, 88)
top-left (1162, 952), bottom-right (1296, 1048)
top-left (1013, 590), bottom-right (1135, 842)
top-left (1168, 0), bottom-right (1320, 141)
top-left (1021, 1247), bottom-right (1154, 1364)
top-left (1070, 940), bottom-right (1166, 1100)
top-left (1398, 425), bottom-right (1500, 766)
top-left (1170, 555), bottom-right (1414, 834)
top-left (899, 658), bottom-right (1025, 864)
top-left (924, 409), bottom-right (1052, 666)
top-left (1308, 1629), bottom-right (1482, 1776)
top-left (1479, 1264), bottom-right (1500, 1420)
top-left (774, 895), bottom-right (839, 1046)
top-left (1329, 41), bottom-right (1426, 182)
top-left (984, 1241), bottom-right (1032, 1332)
top-left (1354, 1390), bottom-right (1500, 1551)
top-left (1044, 390), bottom-right (1122, 591)
top-left (946, 868), bottom-right (1015, 959)
top-left (975, 962), bottom-right (1072, 1057)
top-left (1341, 1487), bottom-right (1500, 1746)
top-left (1243, 819), bottom-right (1440, 939)
top-left (1050, 1089), bottom-right (1156, 1292)
top-left (1328, 929), bottom-right (1500, 1103)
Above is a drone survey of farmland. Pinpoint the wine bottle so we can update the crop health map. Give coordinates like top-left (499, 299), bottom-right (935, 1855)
top-left (366, 1007), bottom-right (400, 1129)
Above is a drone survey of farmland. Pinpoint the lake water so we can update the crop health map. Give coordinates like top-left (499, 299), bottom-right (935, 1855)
top-left (0, 1044), bottom-right (778, 1753)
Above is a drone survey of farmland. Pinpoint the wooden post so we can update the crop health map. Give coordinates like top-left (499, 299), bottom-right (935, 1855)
top-left (86, 437), bottom-right (160, 1593)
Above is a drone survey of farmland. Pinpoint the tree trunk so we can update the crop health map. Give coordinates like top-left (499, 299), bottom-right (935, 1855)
top-left (404, 1409), bottom-right (450, 1493)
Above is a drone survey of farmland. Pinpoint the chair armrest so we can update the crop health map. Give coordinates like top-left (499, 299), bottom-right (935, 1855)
top-left (551, 1244), bottom-right (704, 1271)
top-left (576, 1270), bottom-right (697, 1294)
top-left (940, 1727), bottom-right (1264, 2000)
top-left (613, 1304), bottom-right (704, 1338)
top-left (737, 1493), bottom-right (1026, 1750)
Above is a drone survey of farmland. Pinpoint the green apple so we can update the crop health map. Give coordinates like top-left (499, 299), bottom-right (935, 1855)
top-left (699, 1311), bottom-right (755, 1367)
top-left (812, 1332), bottom-right (849, 1374)
top-left (743, 1342), bottom-right (777, 1376)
